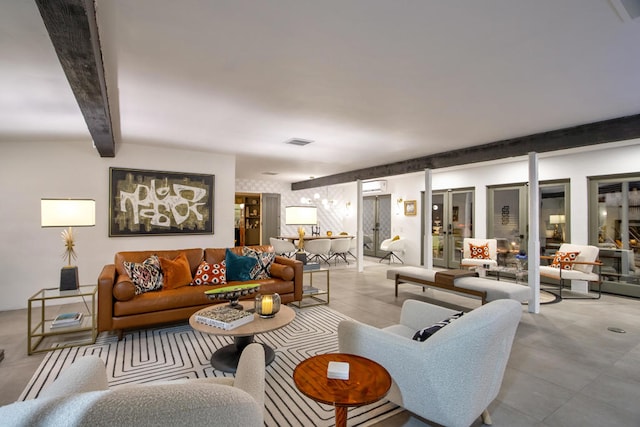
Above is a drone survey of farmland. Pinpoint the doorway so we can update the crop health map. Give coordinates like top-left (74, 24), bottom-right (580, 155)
top-left (431, 189), bottom-right (474, 268)
top-left (487, 185), bottom-right (528, 263)
top-left (487, 182), bottom-right (569, 265)
top-left (363, 195), bottom-right (391, 257)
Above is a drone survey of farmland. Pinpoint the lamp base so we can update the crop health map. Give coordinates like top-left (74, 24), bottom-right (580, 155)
top-left (295, 251), bottom-right (308, 265)
top-left (60, 266), bottom-right (79, 291)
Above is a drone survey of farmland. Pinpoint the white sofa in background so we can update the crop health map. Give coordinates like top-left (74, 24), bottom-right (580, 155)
top-left (0, 343), bottom-right (266, 426)
top-left (338, 299), bottom-right (522, 427)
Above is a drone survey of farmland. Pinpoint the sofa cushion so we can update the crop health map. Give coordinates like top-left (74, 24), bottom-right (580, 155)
top-left (413, 312), bottom-right (464, 342)
top-left (226, 249), bottom-right (257, 282)
top-left (242, 247), bottom-right (275, 280)
top-left (551, 251), bottom-right (580, 270)
top-left (469, 243), bottom-right (490, 259)
top-left (124, 255), bottom-right (163, 295)
top-left (192, 260), bottom-right (227, 285)
top-left (159, 252), bottom-right (193, 290)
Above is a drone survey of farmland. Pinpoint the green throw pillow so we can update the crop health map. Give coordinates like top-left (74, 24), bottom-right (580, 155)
top-left (225, 248), bottom-right (257, 282)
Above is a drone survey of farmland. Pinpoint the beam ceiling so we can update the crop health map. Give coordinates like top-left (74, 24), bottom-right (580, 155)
top-left (35, 0), bottom-right (115, 157)
top-left (292, 113), bottom-right (640, 190)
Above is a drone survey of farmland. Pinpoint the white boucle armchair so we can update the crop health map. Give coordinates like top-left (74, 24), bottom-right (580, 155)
top-left (338, 299), bottom-right (521, 427)
top-left (0, 343), bottom-right (265, 426)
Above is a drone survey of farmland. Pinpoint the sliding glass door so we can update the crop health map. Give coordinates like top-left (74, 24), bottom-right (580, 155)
top-left (589, 175), bottom-right (640, 297)
top-left (363, 195), bottom-right (391, 258)
top-left (488, 181), bottom-right (569, 265)
top-left (431, 189), bottom-right (474, 268)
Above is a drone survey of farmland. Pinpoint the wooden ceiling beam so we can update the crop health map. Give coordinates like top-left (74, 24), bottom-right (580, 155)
top-left (35, 0), bottom-right (115, 157)
top-left (292, 113), bottom-right (640, 190)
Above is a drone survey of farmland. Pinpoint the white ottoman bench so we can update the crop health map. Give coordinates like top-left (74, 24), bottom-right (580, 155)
top-left (387, 266), bottom-right (529, 304)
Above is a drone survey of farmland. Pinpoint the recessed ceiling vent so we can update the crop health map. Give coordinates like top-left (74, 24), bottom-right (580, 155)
top-left (262, 171), bottom-right (279, 176)
top-left (285, 138), bottom-right (313, 146)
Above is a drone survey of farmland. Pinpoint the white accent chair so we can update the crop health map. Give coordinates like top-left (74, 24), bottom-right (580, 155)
top-left (0, 343), bottom-right (266, 426)
top-left (269, 237), bottom-right (296, 258)
top-left (379, 237), bottom-right (405, 263)
top-left (329, 238), bottom-right (351, 265)
top-left (304, 238), bottom-right (332, 265)
top-left (460, 238), bottom-right (498, 274)
top-left (540, 243), bottom-right (602, 299)
top-left (338, 299), bottom-right (522, 427)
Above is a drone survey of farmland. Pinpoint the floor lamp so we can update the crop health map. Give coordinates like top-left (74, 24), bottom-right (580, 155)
top-left (41, 199), bottom-right (96, 291)
top-left (285, 205), bottom-right (318, 264)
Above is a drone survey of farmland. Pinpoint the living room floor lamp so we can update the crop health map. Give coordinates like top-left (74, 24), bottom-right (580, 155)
top-left (285, 205), bottom-right (318, 264)
top-left (41, 199), bottom-right (96, 291)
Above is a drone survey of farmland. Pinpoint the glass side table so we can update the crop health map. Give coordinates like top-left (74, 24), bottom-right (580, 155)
top-left (27, 285), bottom-right (98, 355)
top-left (293, 268), bottom-right (330, 308)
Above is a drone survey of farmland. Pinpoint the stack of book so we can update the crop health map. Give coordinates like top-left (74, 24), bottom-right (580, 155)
top-left (195, 306), bottom-right (254, 330)
top-left (50, 312), bottom-right (83, 329)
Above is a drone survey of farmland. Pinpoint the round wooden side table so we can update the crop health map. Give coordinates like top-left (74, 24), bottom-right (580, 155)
top-left (293, 353), bottom-right (392, 427)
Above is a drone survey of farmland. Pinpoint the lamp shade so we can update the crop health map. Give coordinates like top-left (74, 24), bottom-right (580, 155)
top-left (549, 214), bottom-right (566, 225)
top-left (285, 206), bottom-right (317, 225)
top-left (41, 199), bottom-right (96, 227)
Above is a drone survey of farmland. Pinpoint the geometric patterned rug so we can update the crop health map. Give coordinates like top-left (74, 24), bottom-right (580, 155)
top-left (20, 305), bottom-right (403, 426)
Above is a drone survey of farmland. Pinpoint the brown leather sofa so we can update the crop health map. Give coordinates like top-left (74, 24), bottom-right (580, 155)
top-left (98, 246), bottom-right (302, 337)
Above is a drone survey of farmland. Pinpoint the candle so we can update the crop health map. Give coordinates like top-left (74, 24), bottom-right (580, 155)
top-left (261, 295), bottom-right (273, 316)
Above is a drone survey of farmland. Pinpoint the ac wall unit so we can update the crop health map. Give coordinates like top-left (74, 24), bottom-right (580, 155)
top-left (362, 180), bottom-right (387, 194)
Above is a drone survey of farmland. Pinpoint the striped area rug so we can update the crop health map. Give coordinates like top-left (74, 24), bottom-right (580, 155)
top-left (20, 305), bottom-right (402, 426)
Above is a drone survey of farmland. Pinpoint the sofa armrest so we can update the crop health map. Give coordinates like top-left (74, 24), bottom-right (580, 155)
top-left (97, 264), bottom-right (116, 333)
top-left (274, 256), bottom-right (303, 301)
top-left (39, 356), bottom-right (109, 399)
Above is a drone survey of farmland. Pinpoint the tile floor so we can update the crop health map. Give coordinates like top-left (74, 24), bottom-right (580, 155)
top-left (1, 258), bottom-right (639, 426)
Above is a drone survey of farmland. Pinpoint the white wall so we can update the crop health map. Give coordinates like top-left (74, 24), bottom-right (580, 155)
top-left (236, 140), bottom-right (640, 267)
top-left (0, 141), bottom-right (236, 310)
top-left (235, 179), bottom-right (349, 238)
top-left (372, 140), bottom-right (640, 265)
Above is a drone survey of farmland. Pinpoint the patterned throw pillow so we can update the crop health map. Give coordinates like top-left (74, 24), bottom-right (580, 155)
top-left (413, 312), bottom-right (464, 342)
top-left (124, 255), bottom-right (163, 295)
top-left (242, 247), bottom-right (275, 280)
top-left (469, 243), bottom-right (490, 259)
top-left (192, 260), bottom-right (227, 285)
top-left (551, 251), bottom-right (580, 270)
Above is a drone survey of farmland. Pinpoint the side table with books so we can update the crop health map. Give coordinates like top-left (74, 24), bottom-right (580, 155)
top-left (27, 285), bottom-right (98, 355)
top-left (293, 264), bottom-right (330, 308)
top-left (189, 300), bottom-right (295, 373)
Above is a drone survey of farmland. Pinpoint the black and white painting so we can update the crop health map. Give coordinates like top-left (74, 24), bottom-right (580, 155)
top-left (109, 167), bottom-right (214, 236)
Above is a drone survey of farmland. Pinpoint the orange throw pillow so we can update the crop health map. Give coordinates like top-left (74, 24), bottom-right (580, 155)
top-left (159, 252), bottom-right (193, 289)
top-left (551, 251), bottom-right (580, 270)
top-left (469, 243), bottom-right (490, 259)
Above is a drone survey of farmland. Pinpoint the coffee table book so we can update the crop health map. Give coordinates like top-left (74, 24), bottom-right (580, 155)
top-left (194, 306), bottom-right (255, 330)
top-left (50, 312), bottom-right (83, 329)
